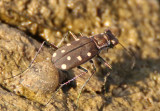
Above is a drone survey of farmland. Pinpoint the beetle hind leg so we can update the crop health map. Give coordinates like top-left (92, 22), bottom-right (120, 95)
top-left (76, 59), bottom-right (96, 106)
top-left (5, 41), bottom-right (46, 79)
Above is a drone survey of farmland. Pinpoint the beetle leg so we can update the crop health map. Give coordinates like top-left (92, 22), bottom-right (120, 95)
top-left (78, 32), bottom-right (84, 37)
top-left (47, 62), bottom-right (96, 106)
top-left (77, 66), bottom-right (88, 73)
top-left (57, 31), bottom-right (78, 47)
top-left (49, 42), bottom-right (58, 50)
top-left (60, 66), bottom-right (88, 86)
top-left (56, 32), bottom-right (69, 48)
top-left (68, 31), bottom-right (78, 40)
top-left (103, 72), bottom-right (111, 93)
top-left (89, 60), bottom-right (96, 72)
top-left (45, 68), bottom-right (87, 106)
top-left (97, 55), bottom-right (112, 69)
top-left (76, 59), bottom-right (96, 105)
top-left (45, 66), bottom-right (88, 106)
top-left (5, 41), bottom-right (46, 79)
top-left (57, 66), bottom-right (88, 89)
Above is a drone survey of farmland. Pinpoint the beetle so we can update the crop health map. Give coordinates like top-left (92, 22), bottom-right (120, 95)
top-left (45, 29), bottom-right (119, 105)
top-left (52, 29), bottom-right (118, 71)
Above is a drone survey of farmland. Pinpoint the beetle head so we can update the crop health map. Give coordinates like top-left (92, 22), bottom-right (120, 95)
top-left (104, 29), bottom-right (119, 47)
top-left (93, 29), bottom-right (119, 50)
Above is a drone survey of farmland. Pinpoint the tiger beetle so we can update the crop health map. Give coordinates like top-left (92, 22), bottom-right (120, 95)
top-left (47, 29), bottom-right (120, 105)
top-left (6, 29), bottom-right (134, 106)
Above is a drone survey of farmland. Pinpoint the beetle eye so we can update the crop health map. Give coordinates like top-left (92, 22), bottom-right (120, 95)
top-left (111, 39), bottom-right (118, 46)
top-left (111, 40), bottom-right (116, 45)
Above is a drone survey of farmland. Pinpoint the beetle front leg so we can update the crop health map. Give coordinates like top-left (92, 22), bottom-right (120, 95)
top-left (97, 55), bottom-right (112, 69)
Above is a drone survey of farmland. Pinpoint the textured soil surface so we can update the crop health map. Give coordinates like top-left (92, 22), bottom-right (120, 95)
top-left (0, 0), bottom-right (160, 111)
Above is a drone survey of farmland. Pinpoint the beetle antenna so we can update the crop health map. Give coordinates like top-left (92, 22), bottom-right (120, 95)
top-left (119, 42), bottom-right (136, 69)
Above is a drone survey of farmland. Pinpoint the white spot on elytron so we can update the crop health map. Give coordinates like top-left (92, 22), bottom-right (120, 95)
top-left (75, 39), bottom-right (80, 41)
top-left (61, 50), bottom-right (65, 53)
top-left (67, 56), bottom-right (71, 60)
top-left (87, 52), bottom-right (91, 57)
top-left (53, 53), bottom-right (57, 57)
top-left (77, 56), bottom-right (82, 61)
top-left (67, 43), bottom-right (71, 46)
top-left (61, 64), bottom-right (67, 69)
